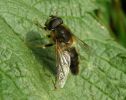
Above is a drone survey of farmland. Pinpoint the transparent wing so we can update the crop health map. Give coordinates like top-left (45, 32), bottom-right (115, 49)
top-left (55, 43), bottom-right (71, 89)
top-left (72, 35), bottom-right (93, 61)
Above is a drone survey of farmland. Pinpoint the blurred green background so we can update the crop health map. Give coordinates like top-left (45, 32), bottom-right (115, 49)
top-left (96, 0), bottom-right (126, 48)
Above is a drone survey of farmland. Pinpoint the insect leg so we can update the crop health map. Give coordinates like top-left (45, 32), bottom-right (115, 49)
top-left (44, 43), bottom-right (54, 47)
top-left (26, 41), bottom-right (54, 48)
top-left (47, 34), bottom-right (51, 38)
top-left (35, 43), bottom-right (54, 49)
top-left (52, 79), bottom-right (57, 90)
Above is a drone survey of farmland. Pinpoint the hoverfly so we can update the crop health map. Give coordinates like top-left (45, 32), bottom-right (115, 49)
top-left (40, 15), bottom-right (90, 89)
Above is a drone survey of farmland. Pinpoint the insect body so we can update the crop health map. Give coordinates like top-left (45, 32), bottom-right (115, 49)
top-left (44, 15), bottom-right (79, 88)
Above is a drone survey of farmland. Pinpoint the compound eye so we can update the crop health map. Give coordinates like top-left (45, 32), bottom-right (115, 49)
top-left (44, 16), bottom-right (63, 30)
top-left (51, 18), bottom-right (63, 29)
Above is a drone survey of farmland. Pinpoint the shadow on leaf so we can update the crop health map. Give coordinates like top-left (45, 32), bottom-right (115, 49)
top-left (25, 31), bottom-right (56, 75)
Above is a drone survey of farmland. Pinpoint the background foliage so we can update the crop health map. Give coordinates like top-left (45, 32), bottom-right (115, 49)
top-left (0, 0), bottom-right (126, 100)
top-left (96, 0), bottom-right (126, 47)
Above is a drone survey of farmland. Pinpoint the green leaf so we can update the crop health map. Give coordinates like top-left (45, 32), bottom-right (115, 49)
top-left (0, 0), bottom-right (126, 100)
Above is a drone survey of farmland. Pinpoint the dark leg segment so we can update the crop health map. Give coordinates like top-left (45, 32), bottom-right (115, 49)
top-left (44, 43), bottom-right (54, 47)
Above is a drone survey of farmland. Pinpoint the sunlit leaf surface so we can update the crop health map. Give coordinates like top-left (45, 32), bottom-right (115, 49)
top-left (0, 0), bottom-right (126, 100)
